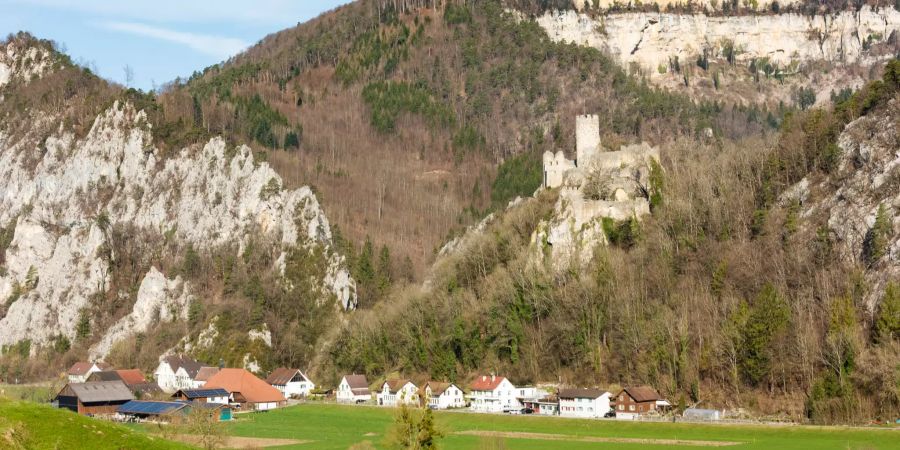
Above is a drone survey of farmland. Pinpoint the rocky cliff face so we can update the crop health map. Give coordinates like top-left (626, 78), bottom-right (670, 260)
top-left (787, 94), bottom-right (900, 310)
top-left (538, 7), bottom-right (899, 73)
top-left (0, 43), bottom-right (356, 357)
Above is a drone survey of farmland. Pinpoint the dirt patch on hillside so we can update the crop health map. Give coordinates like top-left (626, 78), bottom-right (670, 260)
top-left (455, 430), bottom-right (742, 446)
top-left (172, 434), bottom-right (311, 448)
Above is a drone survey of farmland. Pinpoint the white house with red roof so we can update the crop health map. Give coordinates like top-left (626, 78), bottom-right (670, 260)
top-left (67, 361), bottom-right (111, 383)
top-left (468, 375), bottom-right (519, 413)
top-left (337, 374), bottom-right (371, 403)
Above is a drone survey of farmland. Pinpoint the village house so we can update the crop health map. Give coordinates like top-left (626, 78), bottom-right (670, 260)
top-left (192, 366), bottom-right (220, 388)
top-left (468, 375), bottom-right (520, 413)
top-left (171, 388), bottom-right (230, 405)
top-left (423, 381), bottom-right (465, 410)
top-left (203, 368), bottom-right (286, 411)
top-left (153, 356), bottom-right (214, 393)
top-left (54, 380), bottom-right (134, 415)
top-left (336, 374), bottom-right (371, 403)
top-left (521, 395), bottom-right (559, 416)
top-left (66, 361), bottom-right (111, 383)
top-left (377, 379), bottom-right (419, 406)
top-left (265, 368), bottom-right (315, 398)
top-left (558, 388), bottom-right (612, 418)
top-left (613, 386), bottom-right (670, 419)
top-left (86, 369), bottom-right (162, 398)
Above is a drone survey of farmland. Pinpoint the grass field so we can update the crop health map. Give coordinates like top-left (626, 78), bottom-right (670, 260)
top-left (226, 404), bottom-right (899, 450)
top-left (0, 397), bottom-right (190, 449)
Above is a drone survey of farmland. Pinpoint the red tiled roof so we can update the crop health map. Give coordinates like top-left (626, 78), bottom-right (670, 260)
top-left (67, 362), bottom-right (95, 376)
top-left (115, 369), bottom-right (148, 386)
top-left (204, 368), bottom-right (286, 404)
top-left (470, 375), bottom-right (506, 391)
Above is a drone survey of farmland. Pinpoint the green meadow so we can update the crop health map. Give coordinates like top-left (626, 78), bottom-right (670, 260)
top-left (226, 403), bottom-right (899, 450)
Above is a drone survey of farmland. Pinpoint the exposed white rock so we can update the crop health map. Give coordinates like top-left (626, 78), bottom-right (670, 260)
top-left (536, 7), bottom-right (900, 79)
top-left (0, 39), bottom-right (54, 89)
top-left (0, 100), bottom-right (356, 353)
top-left (242, 353), bottom-right (261, 373)
top-left (795, 96), bottom-right (900, 310)
top-left (248, 324), bottom-right (273, 347)
top-left (89, 267), bottom-right (191, 360)
top-left (571, 0), bottom-right (799, 12)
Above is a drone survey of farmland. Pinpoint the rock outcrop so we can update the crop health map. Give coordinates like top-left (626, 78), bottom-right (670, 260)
top-left (0, 60), bottom-right (356, 355)
top-left (789, 95), bottom-right (900, 310)
top-left (537, 7), bottom-right (900, 79)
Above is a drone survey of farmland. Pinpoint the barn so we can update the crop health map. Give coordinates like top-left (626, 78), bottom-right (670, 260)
top-left (54, 381), bottom-right (134, 415)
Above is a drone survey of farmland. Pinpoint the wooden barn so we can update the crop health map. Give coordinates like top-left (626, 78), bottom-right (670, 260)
top-left (54, 381), bottom-right (134, 415)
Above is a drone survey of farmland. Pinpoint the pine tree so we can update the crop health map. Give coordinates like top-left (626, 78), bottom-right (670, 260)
top-left (874, 282), bottom-right (900, 343)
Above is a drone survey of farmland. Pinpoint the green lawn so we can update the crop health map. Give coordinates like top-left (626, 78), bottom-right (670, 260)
top-left (226, 403), bottom-right (899, 449)
top-left (0, 397), bottom-right (191, 449)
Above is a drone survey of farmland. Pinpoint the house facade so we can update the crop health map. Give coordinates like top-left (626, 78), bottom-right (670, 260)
top-left (468, 375), bottom-right (519, 413)
top-left (67, 362), bottom-right (111, 384)
top-left (522, 396), bottom-right (559, 416)
top-left (613, 386), bottom-right (666, 420)
top-left (171, 388), bottom-right (230, 405)
top-left (424, 382), bottom-right (465, 409)
top-left (153, 356), bottom-right (212, 393)
top-left (337, 374), bottom-right (371, 403)
top-left (377, 379), bottom-right (419, 406)
top-left (266, 368), bottom-right (315, 398)
top-left (558, 388), bottom-right (611, 418)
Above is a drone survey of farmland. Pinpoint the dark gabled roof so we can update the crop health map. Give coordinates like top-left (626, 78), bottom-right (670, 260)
top-left (558, 388), bottom-right (609, 400)
top-left (117, 400), bottom-right (189, 416)
top-left (173, 388), bottom-right (229, 399)
top-left (86, 371), bottom-right (122, 382)
top-left (63, 381), bottom-right (134, 403)
top-left (195, 367), bottom-right (220, 382)
top-left (343, 374), bottom-right (368, 390)
top-left (425, 381), bottom-right (450, 396)
top-left (266, 368), bottom-right (307, 386)
top-left (622, 386), bottom-right (662, 403)
top-left (68, 362), bottom-right (109, 375)
top-left (164, 356), bottom-right (208, 378)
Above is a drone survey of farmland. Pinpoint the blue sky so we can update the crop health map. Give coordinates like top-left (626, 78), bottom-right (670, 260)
top-left (0, 0), bottom-right (351, 90)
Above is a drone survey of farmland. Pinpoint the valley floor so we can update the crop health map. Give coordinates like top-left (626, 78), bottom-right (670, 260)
top-left (221, 403), bottom-right (898, 449)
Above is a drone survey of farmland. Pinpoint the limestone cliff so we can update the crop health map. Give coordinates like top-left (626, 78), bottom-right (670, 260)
top-left (786, 94), bottom-right (900, 310)
top-left (0, 42), bottom-right (356, 358)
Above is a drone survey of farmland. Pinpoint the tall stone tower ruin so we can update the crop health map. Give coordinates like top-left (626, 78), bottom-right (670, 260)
top-left (575, 114), bottom-right (601, 167)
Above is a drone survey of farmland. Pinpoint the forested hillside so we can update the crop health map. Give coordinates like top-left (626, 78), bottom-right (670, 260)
top-left (325, 60), bottom-right (900, 424)
top-left (157, 0), bottom-right (773, 298)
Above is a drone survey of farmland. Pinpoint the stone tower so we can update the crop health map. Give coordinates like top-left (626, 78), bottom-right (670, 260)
top-left (575, 114), bottom-right (601, 167)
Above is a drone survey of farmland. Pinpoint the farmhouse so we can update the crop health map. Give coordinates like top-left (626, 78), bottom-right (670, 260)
top-left (377, 379), bottom-right (419, 406)
top-left (423, 381), bottom-right (465, 409)
top-left (558, 388), bottom-right (612, 418)
top-left (468, 375), bottom-right (519, 413)
top-left (613, 386), bottom-right (669, 419)
top-left (153, 356), bottom-right (214, 393)
top-left (171, 388), bottom-right (230, 404)
top-left (86, 369), bottom-right (162, 398)
top-left (54, 380), bottom-right (134, 415)
top-left (266, 367), bottom-right (315, 398)
top-left (203, 368), bottom-right (286, 410)
top-left (66, 361), bottom-right (111, 383)
top-left (337, 374), bottom-right (371, 403)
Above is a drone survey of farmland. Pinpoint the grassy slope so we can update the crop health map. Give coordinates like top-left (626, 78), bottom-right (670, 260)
top-left (226, 403), bottom-right (897, 450)
top-left (0, 397), bottom-right (190, 449)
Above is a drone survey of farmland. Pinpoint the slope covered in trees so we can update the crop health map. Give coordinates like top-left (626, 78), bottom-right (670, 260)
top-left (326, 61), bottom-right (900, 424)
top-left (158, 0), bottom-right (772, 288)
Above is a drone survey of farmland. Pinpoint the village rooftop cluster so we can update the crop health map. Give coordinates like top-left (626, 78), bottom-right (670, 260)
top-left (45, 357), bottom-right (720, 424)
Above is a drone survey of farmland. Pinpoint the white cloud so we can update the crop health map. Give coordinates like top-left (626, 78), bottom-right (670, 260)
top-left (100, 21), bottom-right (248, 58)
top-left (9, 0), bottom-right (350, 26)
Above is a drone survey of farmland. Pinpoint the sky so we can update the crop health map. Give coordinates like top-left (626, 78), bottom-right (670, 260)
top-left (0, 0), bottom-right (352, 90)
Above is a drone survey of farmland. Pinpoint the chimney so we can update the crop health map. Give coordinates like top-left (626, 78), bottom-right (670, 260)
top-left (482, 375), bottom-right (486, 382)
top-left (491, 373), bottom-right (496, 382)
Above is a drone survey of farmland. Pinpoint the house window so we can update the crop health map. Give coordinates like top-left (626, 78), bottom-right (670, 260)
top-left (618, 405), bottom-right (624, 410)
top-left (629, 405), bottom-right (635, 411)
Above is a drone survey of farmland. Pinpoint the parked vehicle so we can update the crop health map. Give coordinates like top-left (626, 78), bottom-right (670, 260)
top-left (520, 408), bottom-right (534, 415)
top-left (604, 410), bottom-right (616, 418)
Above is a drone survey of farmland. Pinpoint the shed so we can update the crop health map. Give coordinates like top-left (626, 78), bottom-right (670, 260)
top-left (55, 381), bottom-right (134, 415)
top-left (171, 388), bottom-right (230, 404)
top-left (117, 400), bottom-right (190, 420)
